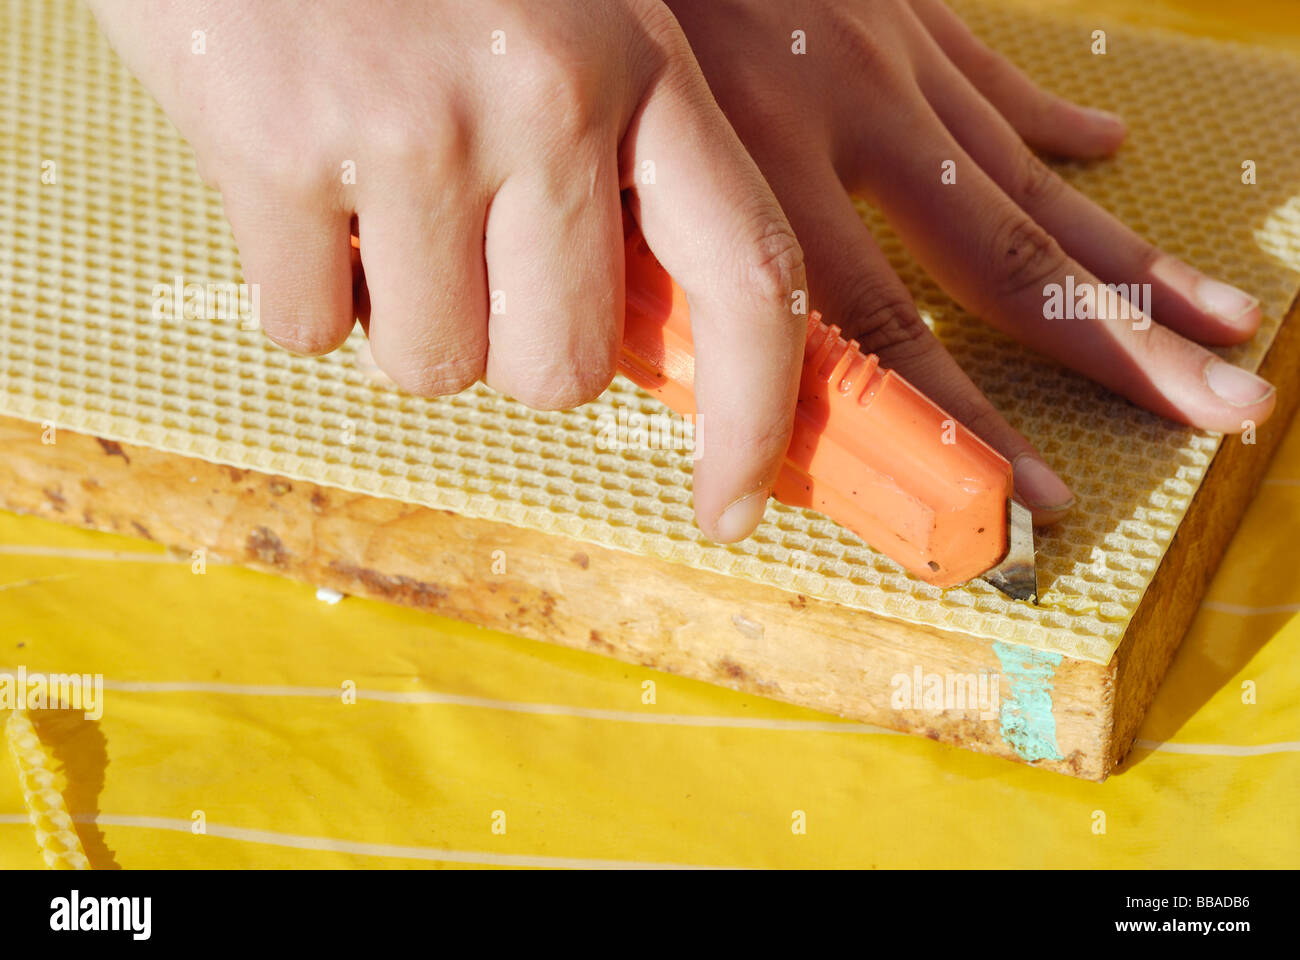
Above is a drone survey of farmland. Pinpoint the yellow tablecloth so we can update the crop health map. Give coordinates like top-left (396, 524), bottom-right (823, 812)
top-left (0, 0), bottom-right (1297, 868)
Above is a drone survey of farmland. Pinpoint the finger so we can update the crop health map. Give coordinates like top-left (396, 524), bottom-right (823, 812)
top-left (625, 54), bottom-right (806, 543)
top-left (855, 99), bottom-right (1275, 433)
top-left (771, 158), bottom-right (1073, 521)
top-left (910, 0), bottom-right (1126, 159)
top-left (357, 186), bottom-right (489, 397)
top-left (915, 44), bottom-right (1264, 346)
top-left (483, 146), bottom-right (623, 410)
top-left (222, 187), bottom-right (355, 355)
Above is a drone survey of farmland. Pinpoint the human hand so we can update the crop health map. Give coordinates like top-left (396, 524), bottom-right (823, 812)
top-left (668, 0), bottom-right (1276, 523)
top-left (86, 0), bottom-right (810, 542)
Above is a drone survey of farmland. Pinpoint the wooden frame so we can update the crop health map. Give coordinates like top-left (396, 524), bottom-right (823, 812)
top-left (1, 298), bottom-right (1295, 780)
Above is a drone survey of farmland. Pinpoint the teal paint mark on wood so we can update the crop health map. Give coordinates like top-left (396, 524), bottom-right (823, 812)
top-left (992, 642), bottom-right (1063, 762)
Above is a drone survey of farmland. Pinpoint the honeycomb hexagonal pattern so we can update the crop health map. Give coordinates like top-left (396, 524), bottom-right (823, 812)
top-left (2, 0), bottom-right (1299, 664)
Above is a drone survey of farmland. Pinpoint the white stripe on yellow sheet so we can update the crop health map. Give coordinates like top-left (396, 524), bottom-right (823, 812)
top-left (1201, 601), bottom-right (1300, 616)
top-left (88, 678), bottom-right (897, 734)
top-left (0, 575), bottom-right (75, 592)
top-left (1132, 739), bottom-right (1300, 757)
top-left (39, 677), bottom-right (1299, 755)
top-left (0, 813), bottom-right (731, 869)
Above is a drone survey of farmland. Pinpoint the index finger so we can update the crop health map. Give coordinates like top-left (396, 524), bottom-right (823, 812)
top-left (623, 50), bottom-right (806, 542)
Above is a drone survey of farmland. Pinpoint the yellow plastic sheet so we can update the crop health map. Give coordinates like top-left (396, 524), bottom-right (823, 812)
top-left (0, 0), bottom-right (1297, 868)
top-left (0, 420), bottom-right (1297, 868)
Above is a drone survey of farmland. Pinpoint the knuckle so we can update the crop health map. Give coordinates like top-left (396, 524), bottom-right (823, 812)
top-left (245, 144), bottom-right (335, 201)
top-left (841, 285), bottom-right (929, 360)
top-left (838, 27), bottom-right (890, 75)
top-left (984, 213), bottom-right (1068, 298)
top-left (203, 116), bottom-right (341, 202)
top-left (369, 109), bottom-right (472, 174)
top-left (1013, 149), bottom-right (1065, 208)
top-left (743, 217), bottom-right (806, 304)
top-left (546, 78), bottom-right (602, 139)
top-left (832, 20), bottom-right (912, 96)
top-left (518, 51), bottom-right (607, 141)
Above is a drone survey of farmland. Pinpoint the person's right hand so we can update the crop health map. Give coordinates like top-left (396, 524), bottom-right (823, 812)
top-left (86, 0), bottom-right (808, 544)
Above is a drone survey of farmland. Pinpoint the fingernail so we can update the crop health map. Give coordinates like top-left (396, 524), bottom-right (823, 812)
top-left (1082, 106), bottom-right (1125, 131)
top-left (1204, 358), bottom-right (1274, 407)
top-left (1012, 454), bottom-right (1074, 511)
top-left (714, 488), bottom-right (769, 542)
top-left (1195, 277), bottom-right (1259, 326)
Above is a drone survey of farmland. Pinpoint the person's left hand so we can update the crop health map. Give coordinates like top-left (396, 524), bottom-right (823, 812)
top-left (667, 0), bottom-right (1276, 524)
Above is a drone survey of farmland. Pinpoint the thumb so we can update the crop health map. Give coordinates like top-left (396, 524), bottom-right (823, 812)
top-left (623, 60), bottom-right (806, 542)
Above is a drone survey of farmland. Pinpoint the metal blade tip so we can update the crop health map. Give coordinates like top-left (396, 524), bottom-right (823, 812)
top-left (980, 500), bottom-right (1038, 604)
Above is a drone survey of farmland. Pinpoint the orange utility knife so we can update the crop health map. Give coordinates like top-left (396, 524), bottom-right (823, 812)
top-left (617, 227), bottom-right (1038, 602)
